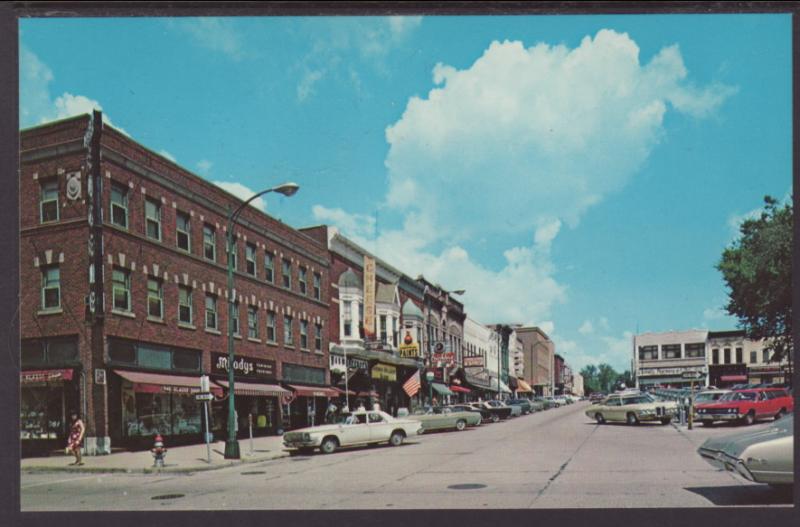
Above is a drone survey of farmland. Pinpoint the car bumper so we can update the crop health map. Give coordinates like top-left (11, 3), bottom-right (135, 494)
top-left (697, 447), bottom-right (755, 482)
top-left (696, 413), bottom-right (740, 421)
top-left (283, 439), bottom-right (318, 449)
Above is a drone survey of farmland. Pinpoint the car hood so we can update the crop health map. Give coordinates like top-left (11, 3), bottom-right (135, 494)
top-left (699, 415), bottom-right (793, 458)
top-left (696, 401), bottom-right (741, 409)
top-left (285, 423), bottom-right (344, 435)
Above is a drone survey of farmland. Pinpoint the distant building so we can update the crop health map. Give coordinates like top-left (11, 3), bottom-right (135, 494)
top-left (633, 330), bottom-right (709, 389)
top-left (515, 326), bottom-right (554, 396)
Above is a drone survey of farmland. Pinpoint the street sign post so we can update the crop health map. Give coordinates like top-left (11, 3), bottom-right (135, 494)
top-left (199, 375), bottom-right (212, 464)
top-left (680, 371), bottom-right (702, 430)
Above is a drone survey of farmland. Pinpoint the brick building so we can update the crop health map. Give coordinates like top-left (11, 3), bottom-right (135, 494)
top-left (20, 113), bottom-right (332, 455)
top-left (515, 326), bottom-right (554, 396)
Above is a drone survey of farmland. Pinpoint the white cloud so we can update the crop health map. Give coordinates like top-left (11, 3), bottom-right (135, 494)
top-left (578, 320), bottom-right (594, 335)
top-left (297, 69), bottom-right (325, 102)
top-left (212, 181), bottom-right (267, 211)
top-left (158, 150), bottom-right (177, 163)
top-left (703, 305), bottom-right (728, 321)
top-left (173, 18), bottom-right (244, 60)
top-left (196, 159), bottom-right (213, 175)
top-left (554, 331), bottom-right (634, 373)
top-left (388, 16), bottom-right (423, 40)
top-left (312, 205), bottom-right (375, 239)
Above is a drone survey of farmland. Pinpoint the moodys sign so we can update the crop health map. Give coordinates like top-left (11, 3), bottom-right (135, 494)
top-left (212, 352), bottom-right (276, 380)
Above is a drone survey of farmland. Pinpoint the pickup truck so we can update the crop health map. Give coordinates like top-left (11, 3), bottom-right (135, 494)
top-left (694, 388), bottom-right (794, 426)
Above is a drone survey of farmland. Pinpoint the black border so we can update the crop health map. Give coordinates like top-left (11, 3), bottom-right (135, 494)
top-left (2, 2), bottom-right (799, 527)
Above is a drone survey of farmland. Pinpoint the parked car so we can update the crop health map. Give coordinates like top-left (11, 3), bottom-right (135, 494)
top-left (534, 396), bottom-right (556, 409)
top-left (469, 401), bottom-right (512, 422)
top-left (692, 389), bottom-right (731, 406)
top-left (507, 398), bottom-right (533, 414)
top-left (543, 396), bottom-right (564, 408)
top-left (694, 388), bottom-right (794, 426)
top-left (528, 399), bottom-right (546, 412)
top-left (449, 404), bottom-right (491, 423)
top-left (585, 392), bottom-right (678, 425)
top-left (283, 410), bottom-right (422, 454)
top-left (589, 393), bottom-right (606, 404)
top-left (697, 414), bottom-right (793, 486)
top-left (407, 406), bottom-right (481, 432)
top-left (502, 400), bottom-right (523, 417)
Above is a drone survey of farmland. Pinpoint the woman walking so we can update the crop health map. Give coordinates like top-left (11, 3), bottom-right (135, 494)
top-left (66, 411), bottom-right (85, 466)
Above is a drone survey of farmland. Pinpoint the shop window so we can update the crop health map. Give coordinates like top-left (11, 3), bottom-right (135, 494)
top-left (266, 311), bottom-right (277, 342)
top-left (300, 320), bottom-right (308, 349)
top-left (248, 306), bottom-right (258, 339)
top-left (172, 349), bottom-right (200, 371)
top-left (315, 324), bottom-right (322, 351)
top-left (662, 344), bottom-right (681, 359)
top-left (203, 224), bottom-right (216, 261)
top-left (176, 211), bottom-right (191, 252)
top-left (41, 265), bottom-right (61, 310)
top-left (284, 315), bottom-right (294, 346)
top-left (264, 252), bottom-right (274, 283)
top-left (313, 272), bottom-right (321, 300)
top-left (40, 178), bottom-right (59, 223)
top-left (138, 345), bottom-right (172, 370)
top-left (145, 198), bottom-right (161, 241)
top-left (112, 267), bottom-right (132, 312)
top-left (147, 277), bottom-right (163, 319)
top-left (178, 286), bottom-right (193, 325)
top-left (282, 259), bottom-right (292, 289)
top-left (110, 182), bottom-right (129, 229)
top-left (123, 392), bottom-right (203, 437)
top-left (109, 339), bottom-right (136, 364)
top-left (231, 301), bottom-right (240, 335)
top-left (205, 294), bottom-right (218, 330)
top-left (21, 387), bottom-right (65, 440)
top-left (298, 267), bottom-right (307, 295)
top-left (245, 243), bottom-right (257, 276)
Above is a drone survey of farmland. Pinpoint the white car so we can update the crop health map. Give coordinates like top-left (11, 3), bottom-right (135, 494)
top-left (282, 410), bottom-right (423, 454)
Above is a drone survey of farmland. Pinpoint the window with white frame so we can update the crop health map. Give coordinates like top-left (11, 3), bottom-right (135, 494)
top-left (205, 294), bottom-right (218, 330)
top-left (227, 240), bottom-right (238, 271)
top-left (282, 259), bottom-right (291, 289)
top-left (246, 243), bottom-right (257, 276)
top-left (300, 320), bottom-right (308, 349)
top-left (298, 266), bottom-right (307, 295)
top-left (264, 252), bottom-right (274, 283)
top-left (145, 198), bottom-right (161, 241)
top-left (315, 324), bottom-right (322, 351)
top-left (147, 277), bottom-right (163, 319)
top-left (112, 268), bottom-right (131, 312)
top-left (176, 211), bottom-right (191, 252)
top-left (284, 315), bottom-right (294, 345)
top-left (40, 179), bottom-right (59, 223)
top-left (379, 315), bottom-right (387, 344)
top-left (178, 285), bottom-right (193, 324)
top-left (342, 301), bottom-right (352, 337)
top-left (231, 301), bottom-right (240, 335)
top-left (41, 266), bottom-right (60, 310)
top-left (110, 182), bottom-right (129, 228)
top-left (266, 311), bottom-right (276, 342)
top-left (203, 224), bottom-right (216, 261)
top-left (248, 306), bottom-right (258, 339)
top-left (313, 272), bottom-right (321, 300)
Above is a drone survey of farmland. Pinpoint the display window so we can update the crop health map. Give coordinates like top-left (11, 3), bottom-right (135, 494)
top-left (121, 383), bottom-right (203, 437)
top-left (21, 386), bottom-right (65, 440)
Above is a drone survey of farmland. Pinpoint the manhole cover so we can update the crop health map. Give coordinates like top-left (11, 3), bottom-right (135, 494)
top-left (151, 494), bottom-right (185, 500)
top-left (241, 471), bottom-right (266, 475)
top-left (448, 484), bottom-right (487, 490)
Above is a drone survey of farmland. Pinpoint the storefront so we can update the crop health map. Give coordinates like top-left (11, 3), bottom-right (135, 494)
top-left (211, 352), bottom-right (287, 438)
top-left (709, 364), bottom-right (749, 388)
top-left (516, 378), bottom-right (534, 397)
top-left (462, 367), bottom-right (494, 401)
top-left (20, 337), bottom-right (81, 457)
top-left (281, 363), bottom-right (334, 430)
top-left (746, 365), bottom-right (787, 386)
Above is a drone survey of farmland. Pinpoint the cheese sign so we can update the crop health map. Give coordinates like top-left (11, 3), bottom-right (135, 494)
top-left (398, 343), bottom-right (420, 358)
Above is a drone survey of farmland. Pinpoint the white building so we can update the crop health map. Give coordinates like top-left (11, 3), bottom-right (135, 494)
top-left (463, 317), bottom-right (497, 396)
top-left (572, 372), bottom-right (584, 396)
top-left (633, 330), bottom-right (709, 388)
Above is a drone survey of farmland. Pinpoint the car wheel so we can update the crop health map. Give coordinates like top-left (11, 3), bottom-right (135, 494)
top-left (626, 412), bottom-right (639, 426)
top-left (775, 409), bottom-right (785, 420)
top-left (595, 413), bottom-right (605, 424)
top-left (491, 414), bottom-right (500, 423)
top-left (389, 431), bottom-right (405, 446)
top-left (320, 437), bottom-right (338, 454)
top-left (455, 419), bottom-right (467, 431)
top-left (742, 411), bottom-right (755, 426)
top-left (660, 417), bottom-right (671, 425)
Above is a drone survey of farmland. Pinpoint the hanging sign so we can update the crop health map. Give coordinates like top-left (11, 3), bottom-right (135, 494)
top-left (363, 255), bottom-right (376, 337)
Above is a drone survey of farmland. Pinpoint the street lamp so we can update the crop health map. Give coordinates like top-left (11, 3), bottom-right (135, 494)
top-left (224, 182), bottom-right (299, 460)
top-left (426, 371), bottom-right (434, 408)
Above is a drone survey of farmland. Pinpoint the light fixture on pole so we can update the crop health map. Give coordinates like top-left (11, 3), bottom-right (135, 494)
top-left (223, 182), bottom-right (299, 460)
top-left (426, 370), bottom-right (434, 408)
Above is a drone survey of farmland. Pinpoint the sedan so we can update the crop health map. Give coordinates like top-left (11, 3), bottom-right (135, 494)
top-left (449, 404), bottom-right (491, 423)
top-left (586, 392), bottom-right (677, 425)
top-left (407, 406), bottom-right (482, 432)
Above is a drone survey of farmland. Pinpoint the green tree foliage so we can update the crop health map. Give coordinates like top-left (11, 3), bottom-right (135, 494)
top-left (580, 365), bottom-right (635, 394)
top-left (579, 364), bottom-right (600, 393)
top-left (717, 196), bottom-right (792, 370)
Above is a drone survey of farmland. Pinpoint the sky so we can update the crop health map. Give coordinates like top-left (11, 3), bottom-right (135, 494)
top-left (19, 14), bottom-right (792, 373)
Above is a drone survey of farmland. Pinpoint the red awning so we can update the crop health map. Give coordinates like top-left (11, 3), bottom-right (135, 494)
top-left (357, 390), bottom-right (379, 398)
top-left (21, 369), bottom-right (74, 384)
top-left (115, 369), bottom-right (221, 396)
top-left (288, 384), bottom-right (340, 398)
top-left (216, 380), bottom-right (290, 397)
top-left (450, 385), bottom-right (471, 393)
top-left (721, 375), bottom-right (748, 382)
top-left (333, 387), bottom-right (356, 396)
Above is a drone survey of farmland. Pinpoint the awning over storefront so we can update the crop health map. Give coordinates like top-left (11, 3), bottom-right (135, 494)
top-left (357, 390), bottom-right (379, 398)
top-left (333, 387), bottom-right (356, 396)
top-left (431, 383), bottom-right (454, 396)
top-left (287, 384), bottom-right (340, 398)
top-left (516, 379), bottom-right (533, 393)
top-left (115, 369), bottom-right (222, 395)
top-left (449, 385), bottom-right (471, 394)
top-left (720, 375), bottom-right (748, 382)
top-left (488, 378), bottom-right (512, 393)
top-left (21, 368), bottom-right (74, 384)
top-left (329, 344), bottom-right (421, 368)
top-left (215, 379), bottom-right (289, 397)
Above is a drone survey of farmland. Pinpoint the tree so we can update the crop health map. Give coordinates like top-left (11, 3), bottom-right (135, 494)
top-left (717, 196), bottom-right (792, 382)
top-left (597, 363), bottom-right (617, 393)
top-left (579, 364), bottom-right (600, 394)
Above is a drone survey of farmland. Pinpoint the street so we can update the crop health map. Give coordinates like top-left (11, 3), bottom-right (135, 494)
top-left (20, 402), bottom-right (793, 510)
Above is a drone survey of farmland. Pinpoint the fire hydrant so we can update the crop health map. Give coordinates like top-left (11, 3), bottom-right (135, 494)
top-left (151, 434), bottom-right (167, 467)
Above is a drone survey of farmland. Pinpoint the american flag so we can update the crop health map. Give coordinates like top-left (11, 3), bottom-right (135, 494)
top-left (402, 370), bottom-right (421, 397)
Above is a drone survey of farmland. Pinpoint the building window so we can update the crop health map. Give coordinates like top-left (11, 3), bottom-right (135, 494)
top-left (243, 243), bottom-right (256, 276)
top-left (662, 344), bottom-right (681, 359)
top-left (723, 348), bottom-right (731, 364)
top-left (638, 345), bottom-right (657, 361)
top-left (712, 348), bottom-right (719, 364)
top-left (227, 240), bottom-right (237, 271)
top-left (231, 301), bottom-right (240, 335)
top-left (392, 317), bottom-right (398, 348)
top-left (41, 266), bottom-right (60, 310)
top-left (763, 350), bottom-right (771, 363)
top-left (750, 351), bottom-right (757, 364)
top-left (735, 347), bottom-right (743, 363)
top-left (203, 225), bottom-right (216, 261)
top-left (205, 294), bottom-right (218, 330)
top-left (264, 252), bottom-right (274, 283)
top-left (147, 278), bottom-right (163, 319)
top-left (685, 343), bottom-right (705, 358)
top-left (284, 315), bottom-right (294, 345)
top-left (40, 179), bottom-right (59, 223)
top-left (176, 211), bottom-right (191, 252)
top-left (298, 267), bottom-right (307, 295)
top-left (266, 311), bottom-right (276, 342)
top-left (342, 301), bottom-right (352, 337)
top-left (248, 306), bottom-right (258, 339)
top-left (300, 320), bottom-right (308, 349)
top-left (379, 315), bottom-right (387, 344)
top-left (145, 198), bottom-right (161, 241)
top-left (313, 272), bottom-right (321, 300)
top-left (112, 268), bottom-right (131, 312)
top-left (315, 324), bottom-right (322, 351)
top-left (110, 182), bottom-right (129, 228)
top-left (282, 259), bottom-right (291, 289)
top-left (178, 286), bottom-right (193, 324)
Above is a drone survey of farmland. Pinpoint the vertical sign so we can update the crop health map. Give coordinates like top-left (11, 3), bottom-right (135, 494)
top-left (363, 255), bottom-right (376, 338)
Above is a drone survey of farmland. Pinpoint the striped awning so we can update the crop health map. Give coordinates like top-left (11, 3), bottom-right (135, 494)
top-left (116, 369), bottom-right (222, 396)
top-left (215, 379), bottom-right (290, 397)
top-left (287, 384), bottom-right (340, 398)
top-left (516, 379), bottom-right (534, 393)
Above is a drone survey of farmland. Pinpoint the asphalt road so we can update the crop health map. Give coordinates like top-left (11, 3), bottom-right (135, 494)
top-left (21, 401), bottom-right (793, 510)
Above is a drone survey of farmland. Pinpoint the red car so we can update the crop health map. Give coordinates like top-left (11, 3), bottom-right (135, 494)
top-left (695, 388), bottom-right (793, 426)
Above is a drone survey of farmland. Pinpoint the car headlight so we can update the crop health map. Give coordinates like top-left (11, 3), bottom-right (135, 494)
top-left (728, 408), bottom-right (736, 414)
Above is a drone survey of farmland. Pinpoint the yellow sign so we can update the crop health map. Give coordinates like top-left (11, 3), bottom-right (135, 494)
top-left (363, 255), bottom-right (376, 337)
top-left (371, 363), bottom-right (397, 381)
top-left (398, 343), bottom-right (420, 358)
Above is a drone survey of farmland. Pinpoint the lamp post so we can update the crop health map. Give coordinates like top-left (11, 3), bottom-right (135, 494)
top-left (223, 182), bottom-right (299, 460)
top-left (426, 371), bottom-right (434, 407)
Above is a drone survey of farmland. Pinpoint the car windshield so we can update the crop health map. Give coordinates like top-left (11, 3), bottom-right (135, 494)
top-left (337, 414), bottom-right (367, 425)
top-left (719, 391), bottom-right (756, 401)
top-left (695, 392), bottom-right (724, 402)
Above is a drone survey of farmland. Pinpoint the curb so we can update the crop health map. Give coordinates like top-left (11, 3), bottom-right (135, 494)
top-left (21, 451), bottom-right (291, 475)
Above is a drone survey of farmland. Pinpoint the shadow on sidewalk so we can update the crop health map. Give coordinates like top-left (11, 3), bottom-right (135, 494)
top-left (684, 484), bottom-right (793, 506)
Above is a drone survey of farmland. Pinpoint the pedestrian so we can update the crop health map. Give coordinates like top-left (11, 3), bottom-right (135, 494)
top-left (325, 401), bottom-right (338, 424)
top-left (66, 411), bottom-right (85, 466)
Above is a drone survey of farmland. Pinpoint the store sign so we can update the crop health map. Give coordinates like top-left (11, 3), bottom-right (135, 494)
top-left (21, 369), bottom-right (74, 384)
top-left (398, 343), bottom-right (420, 358)
top-left (463, 356), bottom-right (485, 368)
top-left (363, 255), bottom-right (376, 337)
top-left (639, 366), bottom-right (707, 376)
top-left (348, 357), bottom-right (369, 371)
top-left (371, 363), bottom-right (397, 381)
top-left (212, 352), bottom-right (276, 380)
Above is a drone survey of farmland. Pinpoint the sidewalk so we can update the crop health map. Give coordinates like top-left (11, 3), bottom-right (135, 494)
top-left (21, 435), bottom-right (290, 474)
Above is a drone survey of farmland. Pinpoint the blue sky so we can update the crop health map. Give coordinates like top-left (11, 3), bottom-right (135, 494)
top-left (20, 14), bottom-right (792, 372)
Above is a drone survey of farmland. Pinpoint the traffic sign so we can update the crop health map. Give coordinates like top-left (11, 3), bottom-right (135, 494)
top-left (681, 371), bottom-right (704, 379)
top-left (195, 392), bottom-right (215, 401)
